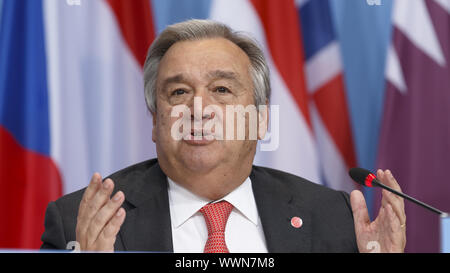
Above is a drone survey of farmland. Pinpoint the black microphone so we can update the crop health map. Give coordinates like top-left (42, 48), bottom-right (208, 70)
top-left (349, 167), bottom-right (444, 215)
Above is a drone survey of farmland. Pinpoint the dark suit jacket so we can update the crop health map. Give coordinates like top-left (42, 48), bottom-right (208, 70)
top-left (41, 158), bottom-right (358, 252)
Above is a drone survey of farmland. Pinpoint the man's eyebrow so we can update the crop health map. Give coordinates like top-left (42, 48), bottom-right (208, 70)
top-left (207, 70), bottom-right (241, 82)
top-left (161, 74), bottom-right (186, 87)
top-left (160, 70), bottom-right (243, 89)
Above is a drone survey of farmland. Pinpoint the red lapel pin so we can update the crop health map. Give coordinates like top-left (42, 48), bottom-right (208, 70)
top-left (291, 216), bottom-right (303, 228)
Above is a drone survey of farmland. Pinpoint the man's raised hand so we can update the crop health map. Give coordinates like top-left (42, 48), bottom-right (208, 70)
top-left (351, 169), bottom-right (406, 253)
top-left (75, 173), bottom-right (126, 252)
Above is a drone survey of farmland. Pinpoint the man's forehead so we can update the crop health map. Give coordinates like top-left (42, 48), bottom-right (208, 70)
top-left (160, 38), bottom-right (250, 65)
top-left (160, 69), bottom-right (244, 87)
top-left (157, 38), bottom-right (251, 84)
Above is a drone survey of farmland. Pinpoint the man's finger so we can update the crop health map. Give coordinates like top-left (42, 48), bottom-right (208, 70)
top-left (78, 173), bottom-right (102, 216)
top-left (82, 178), bottom-right (115, 246)
top-left (378, 170), bottom-right (399, 206)
top-left (350, 190), bottom-right (370, 228)
top-left (96, 208), bottom-right (126, 251)
top-left (386, 204), bottom-right (406, 252)
top-left (379, 170), bottom-right (406, 225)
top-left (382, 170), bottom-right (402, 192)
top-left (381, 188), bottom-right (406, 224)
top-left (86, 178), bottom-right (115, 217)
top-left (80, 178), bottom-right (114, 225)
top-left (86, 191), bottom-right (125, 243)
top-left (76, 173), bottom-right (102, 246)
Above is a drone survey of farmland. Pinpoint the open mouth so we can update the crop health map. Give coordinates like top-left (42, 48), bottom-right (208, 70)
top-left (190, 129), bottom-right (213, 137)
top-left (191, 130), bottom-right (203, 137)
top-left (183, 129), bottom-right (215, 145)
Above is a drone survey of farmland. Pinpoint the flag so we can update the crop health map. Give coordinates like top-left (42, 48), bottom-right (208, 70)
top-left (379, 0), bottom-right (450, 252)
top-left (211, 0), bottom-right (357, 191)
top-left (0, 0), bottom-right (62, 249)
top-left (0, 0), bottom-right (156, 249)
top-left (298, 0), bottom-right (357, 193)
top-left (211, 0), bottom-right (321, 184)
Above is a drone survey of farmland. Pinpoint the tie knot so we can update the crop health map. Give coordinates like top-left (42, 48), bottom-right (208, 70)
top-left (200, 201), bottom-right (233, 234)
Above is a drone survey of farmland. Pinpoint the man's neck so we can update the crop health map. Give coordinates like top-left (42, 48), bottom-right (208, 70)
top-left (160, 160), bottom-right (253, 201)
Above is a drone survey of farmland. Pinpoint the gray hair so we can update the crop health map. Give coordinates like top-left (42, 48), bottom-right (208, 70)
top-left (143, 19), bottom-right (271, 113)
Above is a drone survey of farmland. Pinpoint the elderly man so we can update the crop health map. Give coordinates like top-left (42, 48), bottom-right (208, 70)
top-left (41, 19), bottom-right (406, 253)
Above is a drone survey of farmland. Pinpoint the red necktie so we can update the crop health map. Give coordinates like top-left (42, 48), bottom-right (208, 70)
top-left (199, 201), bottom-right (233, 253)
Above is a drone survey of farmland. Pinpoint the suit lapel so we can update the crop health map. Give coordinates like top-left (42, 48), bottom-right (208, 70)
top-left (117, 162), bottom-right (173, 252)
top-left (114, 161), bottom-right (313, 252)
top-left (251, 167), bottom-right (312, 253)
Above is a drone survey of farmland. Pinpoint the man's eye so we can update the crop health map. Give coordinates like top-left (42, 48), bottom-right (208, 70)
top-left (215, 87), bottom-right (230, 94)
top-left (171, 89), bottom-right (186, 96)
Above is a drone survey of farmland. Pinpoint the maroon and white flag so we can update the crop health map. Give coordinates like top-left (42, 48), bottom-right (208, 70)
top-left (378, 0), bottom-right (450, 252)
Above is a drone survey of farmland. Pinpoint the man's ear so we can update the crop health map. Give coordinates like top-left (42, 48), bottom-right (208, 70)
top-left (152, 111), bottom-right (157, 143)
top-left (257, 101), bottom-right (269, 140)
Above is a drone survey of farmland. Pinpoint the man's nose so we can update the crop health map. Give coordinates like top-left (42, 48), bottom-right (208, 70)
top-left (188, 92), bottom-right (215, 121)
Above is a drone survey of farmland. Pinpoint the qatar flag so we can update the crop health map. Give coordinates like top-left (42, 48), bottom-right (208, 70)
top-left (379, 0), bottom-right (450, 252)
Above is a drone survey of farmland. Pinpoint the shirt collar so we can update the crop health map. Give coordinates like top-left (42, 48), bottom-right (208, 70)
top-left (167, 177), bottom-right (259, 228)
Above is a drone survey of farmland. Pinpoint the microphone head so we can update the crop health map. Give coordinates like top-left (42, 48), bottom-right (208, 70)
top-left (349, 167), bottom-right (377, 187)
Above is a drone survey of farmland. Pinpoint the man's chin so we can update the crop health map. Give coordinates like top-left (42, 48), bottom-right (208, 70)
top-left (178, 150), bottom-right (222, 173)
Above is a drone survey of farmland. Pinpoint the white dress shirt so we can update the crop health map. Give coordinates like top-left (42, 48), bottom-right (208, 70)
top-left (167, 177), bottom-right (268, 253)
